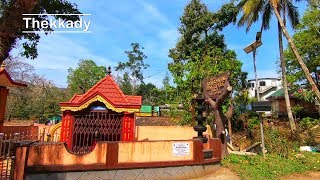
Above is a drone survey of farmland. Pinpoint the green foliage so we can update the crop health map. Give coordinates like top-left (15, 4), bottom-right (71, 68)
top-left (115, 43), bottom-right (149, 84)
top-left (263, 128), bottom-right (294, 157)
top-left (247, 116), bottom-right (260, 130)
top-left (67, 60), bottom-right (107, 95)
top-left (118, 72), bottom-right (133, 95)
top-left (292, 104), bottom-right (303, 114)
top-left (161, 108), bottom-right (188, 124)
top-left (237, 0), bottom-right (300, 32)
top-left (294, 88), bottom-right (316, 102)
top-left (0, 0), bottom-right (81, 61)
top-left (234, 89), bottom-right (253, 115)
top-left (168, 0), bottom-right (243, 124)
top-left (222, 152), bottom-right (320, 180)
top-left (5, 59), bottom-right (69, 120)
top-left (300, 117), bottom-right (319, 129)
top-left (136, 83), bottom-right (158, 105)
top-left (285, 6), bottom-right (320, 94)
top-left (162, 72), bottom-right (170, 89)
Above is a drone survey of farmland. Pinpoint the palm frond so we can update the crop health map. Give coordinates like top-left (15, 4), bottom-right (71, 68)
top-left (245, 14), bottom-right (255, 32)
top-left (237, 13), bottom-right (248, 27)
top-left (261, 2), bottom-right (272, 30)
top-left (239, 0), bottom-right (266, 32)
top-left (286, 0), bottom-right (300, 29)
top-left (237, 0), bottom-right (249, 8)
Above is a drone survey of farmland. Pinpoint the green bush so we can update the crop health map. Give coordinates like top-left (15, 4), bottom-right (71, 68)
top-left (248, 116), bottom-right (260, 130)
top-left (300, 117), bottom-right (319, 129)
top-left (258, 127), bottom-right (302, 157)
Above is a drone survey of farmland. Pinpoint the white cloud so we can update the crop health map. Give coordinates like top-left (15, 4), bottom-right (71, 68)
top-left (12, 33), bottom-right (115, 87)
top-left (140, 1), bottom-right (170, 25)
top-left (26, 34), bottom-right (114, 70)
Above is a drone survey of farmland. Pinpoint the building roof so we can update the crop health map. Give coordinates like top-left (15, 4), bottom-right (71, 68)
top-left (267, 88), bottom-right (295, 100)
top-left (60, 75), bottom-right (142, 113)
top-left (267, 89), bottom-right (284, 99)
top-left (248, 78), bottom-right (281, 82)
top-left (0, 68), bottom-right (27, 88)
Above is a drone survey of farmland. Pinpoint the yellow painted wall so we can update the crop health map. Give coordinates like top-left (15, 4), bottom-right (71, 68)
top-left (135, 125), bottom-right (213, 141)
top-left (118, 140), bottom-right (193, 163)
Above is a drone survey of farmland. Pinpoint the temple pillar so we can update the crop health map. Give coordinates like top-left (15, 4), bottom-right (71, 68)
top-left (60, 110), bottom-right (74, 148)
top-left (0, 86), bottom-right (9, 132)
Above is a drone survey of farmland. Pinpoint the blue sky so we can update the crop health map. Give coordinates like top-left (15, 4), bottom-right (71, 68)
top-left (15, 0), bottom-right (308, 87)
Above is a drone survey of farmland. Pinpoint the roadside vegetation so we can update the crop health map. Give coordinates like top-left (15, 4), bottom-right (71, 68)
top-left (222, 152), bottom-right (320, 180)
top-left (222, 117), bottom-right (320, 180)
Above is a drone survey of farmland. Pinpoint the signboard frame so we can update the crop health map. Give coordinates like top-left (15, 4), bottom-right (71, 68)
top-left (202, 72), bottom-right (230, 100)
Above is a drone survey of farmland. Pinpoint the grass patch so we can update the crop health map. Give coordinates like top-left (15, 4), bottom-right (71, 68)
top-left (222, 152), bottom-right (320, 180)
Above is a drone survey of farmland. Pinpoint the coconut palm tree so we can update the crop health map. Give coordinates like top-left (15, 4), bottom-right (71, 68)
top-left (237, 0), bottom-right (300, 131)
top-left (269, 0), bottom-right (320, 103)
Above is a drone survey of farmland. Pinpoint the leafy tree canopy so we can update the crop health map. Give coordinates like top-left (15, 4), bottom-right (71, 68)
top-left (285, 5), bottom-right (320, 88)
top-left (115, 43), bottom-right (149, 85)
top-left (5, 58), bottom-right (68, 120)
top-left (168, 0), bottom-right (243, 122)
top-left (118, 72), bottom-right (133, 95)
top-left (0, 0), bottom-right (81, 64)
top-left (285, 5), bottom-right (320, 104)
top-left (67, 60), bottom-right (107, 95)
top-left (136, 83), bottom-right (158, 105)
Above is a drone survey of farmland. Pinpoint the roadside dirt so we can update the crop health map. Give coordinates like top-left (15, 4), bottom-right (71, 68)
top-left (192, 167), bottom-right (320, 180)
top-left (191, 167), bottom-right (240, 180)
top-left (280, 171), bottom-right (320, 180)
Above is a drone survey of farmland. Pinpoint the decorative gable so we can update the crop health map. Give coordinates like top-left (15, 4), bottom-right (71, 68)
top-left (60, 75), bottom-right (142, 113)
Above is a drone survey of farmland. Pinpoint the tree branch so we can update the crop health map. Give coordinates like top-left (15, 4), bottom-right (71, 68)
top-left (217, 86), bottom-right (232, 106)
top-left (224, 103), bottom-right (234, 120)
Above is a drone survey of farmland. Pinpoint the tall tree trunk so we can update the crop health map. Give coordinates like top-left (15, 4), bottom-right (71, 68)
top-left (270, 0), bottom-right (320, 102)
top-left (278, 25), bottom-right (296, 131)
top-left (276, 6), bottom-right (296, 131)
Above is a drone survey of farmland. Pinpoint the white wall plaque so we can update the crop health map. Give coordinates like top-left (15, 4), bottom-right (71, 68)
top-left (172, 142), bottom-right (190, 156)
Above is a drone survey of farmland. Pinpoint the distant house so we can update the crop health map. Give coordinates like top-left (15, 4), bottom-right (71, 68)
top-left (248, 78), bottom-right (282, 101)
top-left (267, 89), bottom-right (318, 117)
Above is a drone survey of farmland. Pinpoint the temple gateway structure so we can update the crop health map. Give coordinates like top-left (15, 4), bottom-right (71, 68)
top-left (12, 68), bottom-right (222, 180)
top-left (59, 70), bottom-right (142, 153)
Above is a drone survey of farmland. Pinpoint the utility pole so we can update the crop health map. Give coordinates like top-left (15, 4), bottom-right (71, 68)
top-left (244, 32), bottom-right (266, 159)
top-left (252, 48), bottom-right (260, 101)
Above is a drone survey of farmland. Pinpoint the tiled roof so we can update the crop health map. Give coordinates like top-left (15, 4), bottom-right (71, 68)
top-left (61, 75), bottom-right (142, 107)
top-left (126, 95), bottom-right (142, 105)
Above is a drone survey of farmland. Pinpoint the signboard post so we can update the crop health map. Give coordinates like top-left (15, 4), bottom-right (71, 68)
top-left (201, 72), bottom-right (232, 157)
top-left (251, 101), bottom-right (270, 159)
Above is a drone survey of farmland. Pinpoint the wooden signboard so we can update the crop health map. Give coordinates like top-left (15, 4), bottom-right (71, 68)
top-left (202, 72), bottom-right (230, 100)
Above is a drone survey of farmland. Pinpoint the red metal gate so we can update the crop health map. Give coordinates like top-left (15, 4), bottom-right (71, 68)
top-left (71, 111), bottom-right (123, 154)
top-left (122, 113), bottom-right (135, 141)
